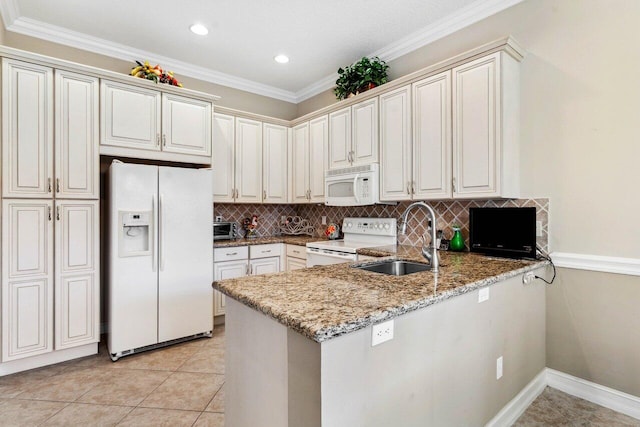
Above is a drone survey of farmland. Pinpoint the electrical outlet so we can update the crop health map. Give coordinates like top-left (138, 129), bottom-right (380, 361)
top-left (496, 356), bottom-right (503, 379)
top-left (321, 216), bottom-right (327, 225)
top-left (478, 287), bottom-right (490, 303)
top-left (536, 221), bottom-right (543, 237)
top-left (372, 320), bottom-right (394, 346)
top-left (522, 272), bottom-right (535, 285)
top-left (281, 216), bottom-right (287, 223)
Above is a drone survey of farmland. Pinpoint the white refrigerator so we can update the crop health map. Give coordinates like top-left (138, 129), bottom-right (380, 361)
top-left (107, 162), bottom-right (213, 360)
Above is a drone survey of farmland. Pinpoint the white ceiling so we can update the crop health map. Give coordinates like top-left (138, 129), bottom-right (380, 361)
top-left (0, 0), bottom-right (523, 103)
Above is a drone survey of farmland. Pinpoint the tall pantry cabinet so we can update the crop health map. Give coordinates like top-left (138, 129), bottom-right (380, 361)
top-left (1, 59), bottom-right (99, 369)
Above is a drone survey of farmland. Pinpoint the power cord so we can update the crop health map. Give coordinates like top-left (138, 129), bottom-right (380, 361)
top-left (534, 246), bottom-right (556, 284)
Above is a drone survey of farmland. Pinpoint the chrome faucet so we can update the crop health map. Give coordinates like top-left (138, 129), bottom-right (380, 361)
top-left (398, 201), bottom-right (439, 273)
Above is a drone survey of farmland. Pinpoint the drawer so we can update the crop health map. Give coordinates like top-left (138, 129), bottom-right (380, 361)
top-left (250, 243), bottom-right (282, 259)
top-left (286, 244), bottom-right (306, 259)
top-left (214, 246), bottom-right (248, 262)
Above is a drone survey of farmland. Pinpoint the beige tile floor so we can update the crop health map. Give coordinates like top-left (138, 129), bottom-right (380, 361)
top-left (2, 326), bottom-right (639, 426)
top-left (0, 326), bottom-right (225, 426)
top-left (514, 386), bottom-right (640, 426)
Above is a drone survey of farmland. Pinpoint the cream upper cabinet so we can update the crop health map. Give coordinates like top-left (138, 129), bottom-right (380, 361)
top-left (101, 80), bottom-right (213, 163)
top-left (412, 71), bottom-right (452, 199)
top-left (452, 52), bottom-right (519, 199)
top-left (351, 98), bottom-right (378, 165)
top-left (380, 77), bottom-right (451, 203)
top-left (212, 113), bottom-right (236, 202)
top-left (101, 80), bottom-right (161, 151)
top-left (292, 116), bottom-right (327, 203)
top-left (262, 123), bottom-right (288, 203)
top-left (291, 122), bottom-right (310, 203)
top-left (55, 70), bottom-right (99, 200)
top-left (380, 86), bottom-right (412, 201)
top-left (308, 115), bottom-right (328, 202)
top-left (328, 98), bottom-right (378, 170)
top-left (328, 107), bottom-right (351, 170)
top-left (2, 200), bottom-right (54, 361)
top-left (235, 118), bottom-right (263, 203)
top-left (2, 59), bottom-right (54, 198)
top-left (54, 200), bottom-right (100, 350)
top-left (162, 93), bottom-right (212, 157)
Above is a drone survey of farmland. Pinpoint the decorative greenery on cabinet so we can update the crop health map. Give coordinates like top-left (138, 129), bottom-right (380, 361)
top-left (334, 56), bottom-right (389, 100)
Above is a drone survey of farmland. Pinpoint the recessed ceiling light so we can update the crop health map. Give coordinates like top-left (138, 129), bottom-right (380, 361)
top-left (274, 54), bottom-right (289, 64)
top-left (190, 24), bottom-right (208, 36)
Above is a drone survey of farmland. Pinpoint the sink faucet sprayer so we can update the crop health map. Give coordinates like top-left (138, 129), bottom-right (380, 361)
top-left (398, 202), bottom-right (439, 273)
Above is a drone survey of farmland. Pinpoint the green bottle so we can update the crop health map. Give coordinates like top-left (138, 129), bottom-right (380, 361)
top-left (449, 226), bottom-right (465, 251)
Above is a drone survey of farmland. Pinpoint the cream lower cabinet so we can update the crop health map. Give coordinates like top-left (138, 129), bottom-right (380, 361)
top-left (1, 200), bottom-right (54, 361)
top-left (291, 116), bottom-right (327, 203)
top-left (285, 244), bottom-right (306, 271)
top-left (1, 199), bottom-right (99, 362)
top-left (249, 257), bottom-right (280, 275)
top-left (213, 259), bottom-right (249, 316)
top-left (452, 52), bottom-right (519, 198)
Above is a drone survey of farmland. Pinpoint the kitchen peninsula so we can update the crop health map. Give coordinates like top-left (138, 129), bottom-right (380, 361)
top-left (213, 248), bottom-right (550, 426)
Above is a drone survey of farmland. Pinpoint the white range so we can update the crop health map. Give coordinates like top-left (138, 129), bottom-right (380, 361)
top-left (306, 217), bottom-right (397, 267)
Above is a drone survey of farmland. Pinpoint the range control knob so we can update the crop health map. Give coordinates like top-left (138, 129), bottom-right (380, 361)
top-left (384, 223), bottom-right (390, 230)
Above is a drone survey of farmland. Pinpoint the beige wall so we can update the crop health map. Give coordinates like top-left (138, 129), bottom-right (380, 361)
top-left (299, 0), bottom-right (640, 397)
top-left (0, 24), bottom-right (298, 120)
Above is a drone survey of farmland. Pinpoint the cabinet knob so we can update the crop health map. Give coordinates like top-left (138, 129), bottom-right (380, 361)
top-left (411, 180), bottom-right (416, 195)
top-left (263, 190), bottom-right (267, 200)
top-left (407, 182), bottom-right (411, 195)
top-left (226, 252), bottom-right (237, 256)
top-left (56, 206), bottom-right (60, 221)
top-left (162, 134), bottom-right (167, 147)
top-left (156, 134), bottom-right (160, 146)
top-left (47, 178), bottom-right (52, 193)
top-left (56, 178), bottom-right (60, 193)
top-left (452, 177), bottom-right (457, 193)
top-left (48, 206), bottom-right (52, 221)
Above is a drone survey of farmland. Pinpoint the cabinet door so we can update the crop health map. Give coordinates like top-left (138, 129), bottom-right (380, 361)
top-left (101, 80), bottom-right (161, 151)
top-left (413, 71), bottom-right (452, 200)
top-left (380, 86), bottom-right (412, 201)
top-left (328, 107), bottom-right (351, 169)
top-left (214, 260), bottom-right (249, 316)
top-left (235, 118), bottom-right (263, 203)
top-left (2, 59), bottom-right (54, 198)
top-left (286, 257), bottom-right (307, 272)
top-left (352, 98), bottom-right (379, 165)
top-left (291, 122), bottom-right (310, 203)
top-left (263, 123), bottom-right (288, 203)
top-left (452, 53), bottom-right (499, 198)
top-left (162, 93), bottom-right (212, 157)
top-left (55, 70), bottom-right (99, 199)
top-left (54, 200), bottom-right (99, 350)
top-left (309, 115), bottom-right (328, 202)
top-left (2, 200), bottom-right (54, 361)
top-left (212, 113), bottom-right (236, 202)
top-left (250, 257), bottom-right (280, 275)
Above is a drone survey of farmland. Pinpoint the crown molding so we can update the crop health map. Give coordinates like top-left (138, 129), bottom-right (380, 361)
top-left (4, 16), bottom-right (298, 103)
top-left (293, 0), bottom-right (526, 102)
top-left (2, 0), bottom-right (524, 104)
top-left (0, 0), bottom-right (19, 30)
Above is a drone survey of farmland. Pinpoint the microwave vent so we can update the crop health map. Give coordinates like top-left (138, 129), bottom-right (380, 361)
top-left (325, 163), bottom-right (378, 177)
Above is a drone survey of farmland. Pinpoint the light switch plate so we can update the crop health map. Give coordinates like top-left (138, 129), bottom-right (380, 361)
top-left (536, 221), bottom-right (543, 237)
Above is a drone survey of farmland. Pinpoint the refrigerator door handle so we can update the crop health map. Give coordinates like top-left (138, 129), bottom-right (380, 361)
top-left (160, 193), bottom-right (165, 271)
top-left (152, 194), bottom-right (157, 273)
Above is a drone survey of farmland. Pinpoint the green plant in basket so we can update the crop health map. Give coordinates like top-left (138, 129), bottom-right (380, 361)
top-left (334, 56), bottom-right (389, 100)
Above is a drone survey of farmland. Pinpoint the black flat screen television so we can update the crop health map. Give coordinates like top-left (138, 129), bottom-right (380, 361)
top-left (469, 207), bottom-right (537, 259)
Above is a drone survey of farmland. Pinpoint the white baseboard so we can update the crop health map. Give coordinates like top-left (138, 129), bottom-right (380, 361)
top-left (546, 368), bottom-right (640, 420)
top-left (487, 368), bottom-right (640, 426)
top-left (0, 343), bottom-right (98, 376)
top-left (486, 369), bottom-right (547, 427)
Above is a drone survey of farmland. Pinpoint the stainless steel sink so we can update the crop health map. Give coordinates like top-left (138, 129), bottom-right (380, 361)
top-left (354, 260), bottom-right (431, 276)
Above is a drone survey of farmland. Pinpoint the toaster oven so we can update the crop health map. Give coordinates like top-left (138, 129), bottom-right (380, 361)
top-left (213, 221), bottom-right (238, 241)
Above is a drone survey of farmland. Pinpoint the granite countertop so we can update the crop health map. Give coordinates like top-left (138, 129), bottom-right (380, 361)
top-left (213, 246), bottom-right (549, 343)
top-left (213, 235), bottom-right (326, 248)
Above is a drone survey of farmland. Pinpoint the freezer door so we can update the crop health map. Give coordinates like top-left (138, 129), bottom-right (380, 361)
top-left (157, 167), bottom-right (213, 342)
top-left (108, 162), bottom-right (159, 354)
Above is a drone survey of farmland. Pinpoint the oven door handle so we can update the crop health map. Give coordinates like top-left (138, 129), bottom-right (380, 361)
top-left (352, 174), bottom-right (360, 204)
top-left (306, 248), bottom-right (356, 259)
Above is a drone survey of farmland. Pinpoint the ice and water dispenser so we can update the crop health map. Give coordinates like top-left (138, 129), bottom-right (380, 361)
top-left (119, 211), bottom-right (152, 257)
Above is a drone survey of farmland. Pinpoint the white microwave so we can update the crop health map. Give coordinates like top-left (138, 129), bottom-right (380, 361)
top-left (324, 164), bottom-right (380, 206)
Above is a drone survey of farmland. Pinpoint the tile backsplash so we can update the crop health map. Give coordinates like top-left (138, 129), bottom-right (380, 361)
top-left (215, 198), bottom-right (549, 253)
